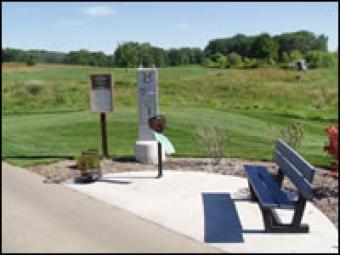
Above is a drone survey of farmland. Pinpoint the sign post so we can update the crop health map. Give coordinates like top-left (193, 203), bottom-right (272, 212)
top-left (100, 113), bottom-right (108, 158)
top-left (89, 73), bottom-right (114, 158)
top-left (149, 115), bottom-right (175, 178)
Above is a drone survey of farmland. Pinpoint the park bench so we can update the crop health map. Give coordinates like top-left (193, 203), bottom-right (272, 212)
top-left (244, 139), bottom-right (315, 233)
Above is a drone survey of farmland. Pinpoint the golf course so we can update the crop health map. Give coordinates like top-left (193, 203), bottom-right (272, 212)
top-left (2, 63), bottom-right (338, 167)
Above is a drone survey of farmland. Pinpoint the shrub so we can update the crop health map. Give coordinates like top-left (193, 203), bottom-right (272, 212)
top-left (227, 52), bottom-right (242, 68)
top-left (324, 124), bottom-right (338, 177)
top-left (253, 59), bottom-right (270, 68)
top-left (217, 54), bottom-right (228, 68)
top-left (26, 82), bottom-right (43, 95)
top-left (76, 149), bottom-right (101, 175)
top-left (279, 122), bottom-right (304, 149)
top-left (243, 57), bottom-right (258, 68)
top-left (202, 58), bottom-right (219, 68)
top-left (306, 51), bottom-right (337, 68)
top-left (26, 54), bottom-right (36, 66)
top-left (197, 125), bottom-right (227, 164)
top-left (267, 58), bottom-right (277, 67)
top-left (288, 50), bottom-right (303, 63)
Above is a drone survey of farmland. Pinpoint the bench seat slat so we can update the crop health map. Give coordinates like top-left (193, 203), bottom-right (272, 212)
top-left (244, 165), bottom-right (278, 208)
top-left (256, 166), bottom-right (294, 209)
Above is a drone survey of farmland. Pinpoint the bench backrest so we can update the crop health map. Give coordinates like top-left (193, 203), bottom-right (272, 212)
top-left (273, 139), bottom-right (315, 200)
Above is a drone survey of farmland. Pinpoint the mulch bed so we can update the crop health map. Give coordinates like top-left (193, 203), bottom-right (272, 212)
top-left (27, 156), bottom-right (338, 229)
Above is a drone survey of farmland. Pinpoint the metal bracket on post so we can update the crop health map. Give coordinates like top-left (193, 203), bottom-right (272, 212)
top-left (157, 142), bottom-right (162, 178)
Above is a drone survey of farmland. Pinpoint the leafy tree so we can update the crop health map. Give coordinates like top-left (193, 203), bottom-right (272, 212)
top-left (2, 48), bottom-right (28, 62)
top-left (227, 52), bottom-right (242, 68)
top-left (192, 48), bottom-right (204, 65)
top-left (167, 49), bottom-right (181, 66)
top-left (113, 42), bottom-right (139, 67)
top-left (138, 43), bottom-right (154, 67)
top-left (275, 30), bottom-right (328, 58)
top-left (208, 53), bottom-right (227, 68)
top-left (306, 51), bottom-right (337, 68)
top-left (26, 54), bottom-right (36, 66)
top-left (1, 30), bottom-right (330, 69)
top-left (242, 57), bottom-right (257, 68)
top-left (250, 33), bottom-right (278, 61)
top-left (289, 50), bottom-right (303, 62)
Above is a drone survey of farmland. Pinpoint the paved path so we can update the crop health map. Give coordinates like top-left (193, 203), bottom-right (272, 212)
top-left (64, 170), bottom-right (338, 253)
top-left (1, 162), bottom-right (220, 253)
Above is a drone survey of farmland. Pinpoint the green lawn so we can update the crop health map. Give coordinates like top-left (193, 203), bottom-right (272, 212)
top-left (2, 64), bottom-right (338, 167)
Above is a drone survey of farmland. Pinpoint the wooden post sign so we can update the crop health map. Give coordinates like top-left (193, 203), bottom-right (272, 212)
top-left (89, 73), bottom-right (114, 113)
top-left (89, 73), bottom-right (114, 158)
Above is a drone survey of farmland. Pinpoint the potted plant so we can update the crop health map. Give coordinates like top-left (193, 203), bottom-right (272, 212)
top-left (76, 149), bottom-right (102, 183)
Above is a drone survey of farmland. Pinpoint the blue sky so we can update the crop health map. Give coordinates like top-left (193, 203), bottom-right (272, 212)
top-left (2, 2), bottom-right (338, 54)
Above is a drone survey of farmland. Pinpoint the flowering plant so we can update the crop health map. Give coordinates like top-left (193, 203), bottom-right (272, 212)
top-left (324, 124), bottom-right (338, 178)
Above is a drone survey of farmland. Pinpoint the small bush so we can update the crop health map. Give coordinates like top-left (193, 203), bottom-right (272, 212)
top-left (306, 51), bottom-right (337, 68)
top-left (227, 52), bottom-right (242, 68)
top-left (324, 124), bottom-right (338, 177)
top-left (26, 54), bottom-right (36, 66)
top-left (26, 83), bottom-right (43, 95)
top-left (76, 150), bottom-right (101, 175)
top-left (279, 122), bottom-right (304, 149)
top-left (197, 125), bottom-right (227, 164)
top-left (202, 58), bottom-right (219, 68)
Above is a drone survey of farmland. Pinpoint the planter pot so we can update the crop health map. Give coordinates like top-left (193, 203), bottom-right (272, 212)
top-left (76, 171), bottom-right (102, 184)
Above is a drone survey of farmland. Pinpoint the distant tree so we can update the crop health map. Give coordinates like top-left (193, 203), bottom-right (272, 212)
top-left (243, 57), bottom-right (258, 68)
top-left (217, 54), bottom-right (228, 68)
top-left (202, 57), bottom-right (219, 68)
top-left (138, 43), bottom-right (154, 67)
top-left (167, 49), bottom-right (181, 66)
top-left (227, 52), bottom-right (242, 68)
top-left (289, 50), bottom-right (303, 62)
top-left (2, 48), bottom-right (28, 62)
top-left (151, 46), bottom-right (167, 67)
top-left (113, 42), bottom-right (139, 67)
top-left (208, 53), bottom-right (227, 68)
top-left (306, 51), bottom-right (337, 68)
top-left (250, 33), bottom-right (278, 61)
top-left (275, 30), bottom-right (328, 58)
top-left (2, 30), bottom-right (331, 69)
top-left (190, 48), bottom-right (204, 65)
top-left (204, 34), bottom-right (255, 59)
top-left (311, 34), bottom-right (328, 51)
top-left (26, 54), bottom-right (36, 66)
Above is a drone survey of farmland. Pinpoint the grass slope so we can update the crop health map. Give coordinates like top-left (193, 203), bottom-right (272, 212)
top-left (2, 63), bottom-right (338, 167)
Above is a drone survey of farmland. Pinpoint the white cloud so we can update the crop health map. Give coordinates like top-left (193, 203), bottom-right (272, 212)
top-left (83, 6), bottom-right (114, 16)
top-left (177, 22), bottom-right (191, 30)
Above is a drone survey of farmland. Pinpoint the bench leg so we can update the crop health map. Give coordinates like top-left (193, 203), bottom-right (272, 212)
top-left (261, 208), bottom-right (274, 232)
top-left (260, 207), bottom-right (309, 233)
top-left (248, 182), bottom-right (258, 202)
top-left (266, 223), bottom-right (309, 233)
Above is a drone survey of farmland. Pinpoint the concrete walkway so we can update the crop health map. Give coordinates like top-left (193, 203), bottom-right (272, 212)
top-left (2, 162), bottom-right (220, 253)
top-left (64, 170), bottom-right (338, 253)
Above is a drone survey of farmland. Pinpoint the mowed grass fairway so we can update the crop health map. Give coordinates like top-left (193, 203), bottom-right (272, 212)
top-left (2, 63), bottom-right (338, 167)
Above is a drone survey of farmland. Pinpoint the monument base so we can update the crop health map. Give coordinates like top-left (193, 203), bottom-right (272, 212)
top-left (135, 141), bottom-right (165, 164)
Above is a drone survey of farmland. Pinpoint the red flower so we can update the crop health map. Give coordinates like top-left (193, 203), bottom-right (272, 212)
top-left (324, 124), bottom-right (338, 178)
top-left (324, 124), bottom-right (338, 160)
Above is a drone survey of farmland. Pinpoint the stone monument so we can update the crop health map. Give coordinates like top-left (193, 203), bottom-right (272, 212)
top-left (134, 67), bottom-right (165, 163)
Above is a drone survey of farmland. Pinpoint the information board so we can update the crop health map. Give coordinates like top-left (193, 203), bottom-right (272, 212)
top-left (89, 73), bottom-right (114, 113)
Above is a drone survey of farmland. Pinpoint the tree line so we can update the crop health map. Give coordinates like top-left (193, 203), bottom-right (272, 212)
top-left (2, 30), bottom-right (337, 68)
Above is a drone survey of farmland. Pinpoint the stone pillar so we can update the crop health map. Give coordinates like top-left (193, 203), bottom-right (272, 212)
top-left (134, 67), bottom-right (164, 163)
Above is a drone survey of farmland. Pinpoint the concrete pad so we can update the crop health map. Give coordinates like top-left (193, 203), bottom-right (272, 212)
top-left (64, 170), bottom-right (338, 253)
